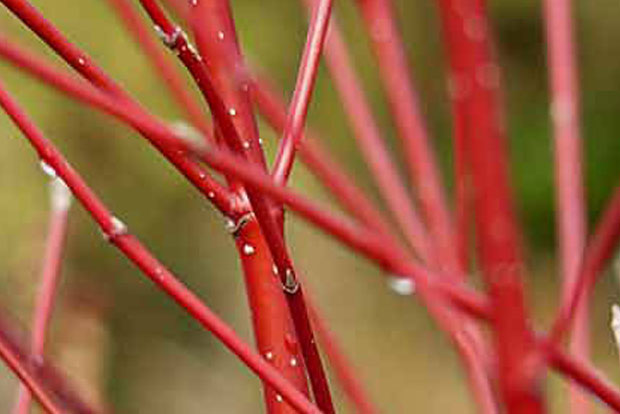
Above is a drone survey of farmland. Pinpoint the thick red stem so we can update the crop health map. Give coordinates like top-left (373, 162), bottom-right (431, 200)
top-left (435, 0), bottom-right (544, 412)
top-left (186, 3), bottom-right (335, 411)
top-left (235, 217), bottom-right (310, 413)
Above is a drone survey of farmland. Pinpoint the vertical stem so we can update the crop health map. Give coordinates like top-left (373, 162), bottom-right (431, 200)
top-left (306, 1), bottom-right (434, 264)
top-left (354, 0), bottom-right (460, 275)
top-left (542, 0), bottom-right (588, 412)
top-left (13, 180), bottom-right (72, 414)
top-left (435, 0), bottom-right (544, 412)
top-left (186, 2), bottom-right (335, 411)
top-left (271, 0), bottom-right (334, 185)
top-left (235, 217), bottom-right (310, 414)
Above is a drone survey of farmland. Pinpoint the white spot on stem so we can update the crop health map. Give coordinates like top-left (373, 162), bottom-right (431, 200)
top-left (217, 31), bottom-right (225, 40)
top-left (103, 216), bottom-right (128, 242)
top-left (387, 276), bottom-right (415, 295)
top-left (40, 160), bottom-right (57, 178)
top-left (50, 178), bottom-right (72, 212)
top-left (228, 108), bottom-right (237, 116)
top-left (612, 304), bottom-right (620, 353)
top-left (170, 121), bottom-right (204, 145)
top-left (243, 243), bottom-right (255, 255)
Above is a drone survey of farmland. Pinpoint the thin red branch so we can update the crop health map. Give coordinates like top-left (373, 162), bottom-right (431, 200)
top-left (0, 311), bottom-right (98, 414)
top-left (550, 184), bottom-right (620, 343)
top-left (13, 179), bottom-right (72, 414)
top-left (542, 0), bottom-right (589, 412)
top-left (271, 0), bottom-right (333, 186)
top-left (435, 0), bottom-right (544, 412)
top-left (354, 0), bottom-right (459, 275)
top-left (0, 80), bottom-right (323, 414)
top-left (105, 0), bottom-right (213, 141)
top-left (0, 0), bottom-right (235, 217)
top-left (304, 1), bottom-right (434, 264)
top-left (251, 73), bottom-right (394, 238)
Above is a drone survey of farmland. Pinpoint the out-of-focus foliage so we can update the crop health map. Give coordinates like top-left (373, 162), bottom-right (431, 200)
top-left (1, 0), bottom-right (620, 412)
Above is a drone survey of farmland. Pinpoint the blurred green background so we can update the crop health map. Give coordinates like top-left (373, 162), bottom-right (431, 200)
top-left (1, 0), bottom-right (620, 412)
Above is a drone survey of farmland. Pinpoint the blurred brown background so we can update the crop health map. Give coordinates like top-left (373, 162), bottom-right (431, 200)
top-left (2, 0), bottom-right (620, 412)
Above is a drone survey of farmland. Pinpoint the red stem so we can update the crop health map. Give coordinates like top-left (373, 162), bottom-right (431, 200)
top-left (271, 0), bottom-right (334, 185)
top-left (435, 0), bottom-right (544, 412)
top-left (13, 180), bottom-right (72, 414)
top-left (0, 80), bottom-right (323, 414)
top-left (0, 311), bottom-right (98, 414)
top-left (542, 0), bottom-right (589, 412)
top-left (105, 0), bottom-right (214, 142)
top-left (0, 0), bottom-right (234, 217)
top-left (550, 184), bottom-right (620, 343)
top-left (235, 217), bottom-right (311, 414)
top-left (354, 0), bottom-right (460, 275)
top-left (185, 3), bottom-right (335, 410)
top-left (306, 2), bottom-right (435, 264)
top-left (250, 74), bottom-right (395, 243)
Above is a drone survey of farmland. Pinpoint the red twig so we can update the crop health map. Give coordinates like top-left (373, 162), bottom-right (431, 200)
top-left (0, 80), bottom-right (323, 414)
top-left (271, 0), bottom-right (334, 186)
top-left (104, 0), bottom-right (213, 141)
top-left (305, 1), bottom-right (434, 264)
top-left (550, 185), bottom-right (620, 343)
top-left (542, 0), bottom-right (589, 412)
top-left (0, 0), bottom-right (234, 217)
top-left (0, 311), bottom-right (98, 414)
top-left (353, 0), bottom-right (459, 275)
top-left (435, 0), bottom-right (544, 412)
top-left (250, 74), bottom-right (395, 243)
top-left (13, 179), bottom-right (72, 414)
